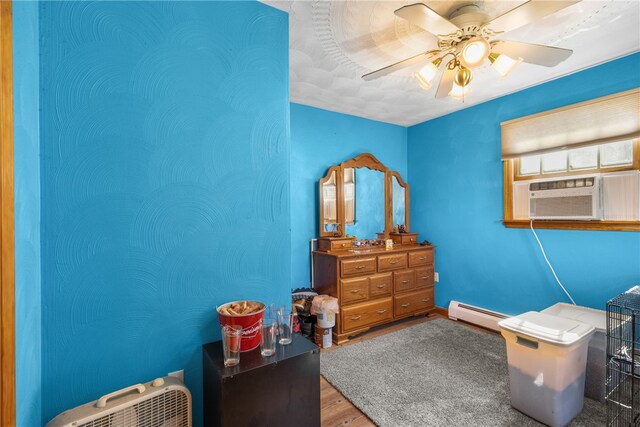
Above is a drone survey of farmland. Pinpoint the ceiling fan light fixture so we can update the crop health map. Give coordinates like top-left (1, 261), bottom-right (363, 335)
top-left (414, 58), bottom-right (443, 90)
top-left (414, 72), bottom-right (433, 91)
top-left (460, 37), bottom-right (490, 69)
top-left (449, 66), bottom-right (472, 99)
top-left (453, 66), bottom-right (473, 87)
top-left (448, 82), bottom-right (471, 99)
top-left (489, 52), bottom-right (523, 78)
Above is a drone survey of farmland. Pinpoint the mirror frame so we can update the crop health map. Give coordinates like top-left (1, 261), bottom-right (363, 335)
top-left (318, 153), bottom-right (410, 239)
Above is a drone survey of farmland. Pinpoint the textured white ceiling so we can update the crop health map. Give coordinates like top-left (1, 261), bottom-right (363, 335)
top-left (262, 0), bottom-right (640, 126)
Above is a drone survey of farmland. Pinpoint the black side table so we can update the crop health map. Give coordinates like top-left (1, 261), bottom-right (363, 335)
top-left (202, 334), bottom-right (320, 427)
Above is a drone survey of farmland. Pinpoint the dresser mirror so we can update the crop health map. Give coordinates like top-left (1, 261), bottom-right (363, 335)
top-left (391, 172), bottom-right (409, 230)
top-left (320, 169), bottom-right (339, 234)
top-left (318, 153), bottom-right (410, 239)
top-left (344, 167), bottom-right (385, 240)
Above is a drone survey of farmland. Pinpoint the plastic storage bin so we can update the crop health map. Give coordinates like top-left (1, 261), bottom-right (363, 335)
top-left (499, 311), bottom-right (595, 427)
top-left (542, 303), bottom-right (606, 402)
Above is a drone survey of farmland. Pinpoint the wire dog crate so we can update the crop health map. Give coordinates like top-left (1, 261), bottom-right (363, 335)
top-left (607, 287), bottom-right (640, 426)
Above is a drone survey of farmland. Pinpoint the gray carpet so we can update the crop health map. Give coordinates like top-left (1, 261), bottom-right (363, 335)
top-left (321, 318), bottom-right (606, 427)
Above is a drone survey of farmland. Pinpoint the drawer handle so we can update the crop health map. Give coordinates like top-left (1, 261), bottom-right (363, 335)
top-left (351, 289), bottom-right (361, 294)
top-left (355, 265), bottom-right (366, 270)
top-left (421, 299), bottom-right (431, 303)
top-left (389, 259), bottom-right (398, 265)
top-left (419, 257), bottom-right (426, 260)
top-left (341, 243), bottom-right (349, 247)
top-left (376, 284), bottom-right (386, 288)
top-left (401, 280), bottom-right (409, 284)
top-left (410, 238), bottom-right (415, 242)
top-left (401, 303), bottom-right (410, 308)
top-left (377, 309), bottom-right (387, 314)
top-left (421, 276), bottom-right (429, 280)
top-left (351, 315), bottom-right (361, 321)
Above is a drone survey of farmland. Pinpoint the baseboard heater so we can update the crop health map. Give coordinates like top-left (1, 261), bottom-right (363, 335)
top-left (448, 301), bottom-right (509, 332)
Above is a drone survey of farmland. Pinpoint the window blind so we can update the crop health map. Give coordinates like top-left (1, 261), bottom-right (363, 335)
top-left (501, 88), bottom-right (640, 159)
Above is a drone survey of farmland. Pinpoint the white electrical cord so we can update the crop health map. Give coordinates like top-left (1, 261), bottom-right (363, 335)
top-left (529, 220), bottom-right (577, 305)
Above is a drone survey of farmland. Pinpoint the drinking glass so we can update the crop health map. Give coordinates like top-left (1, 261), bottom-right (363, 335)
top-left (269, 304), bottom-right (286, 335)
top-left (261, 318), bottom-right (277, 357)
top-left (269, 304), bottom-right (285, 318)
top-left (278, 312), bottom-right (297, 345)
top-left (221, 324), bottom-right (242, 367)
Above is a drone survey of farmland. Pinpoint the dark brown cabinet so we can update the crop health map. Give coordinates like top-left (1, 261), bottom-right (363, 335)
top-left (202, 335), bottom-right (320, 426)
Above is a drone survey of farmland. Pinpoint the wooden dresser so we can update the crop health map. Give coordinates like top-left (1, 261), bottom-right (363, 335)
top-left (313, 245), bottom-right (435, 344)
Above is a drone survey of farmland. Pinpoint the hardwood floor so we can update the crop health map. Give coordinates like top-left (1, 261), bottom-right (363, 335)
top-left (319, 313), bottom-right (501, 426)
top-left (321, 377), bottom-right (374, 427)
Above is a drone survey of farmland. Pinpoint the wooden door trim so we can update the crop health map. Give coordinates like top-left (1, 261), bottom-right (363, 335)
top-left (0, 0), bottom-right (16, 425)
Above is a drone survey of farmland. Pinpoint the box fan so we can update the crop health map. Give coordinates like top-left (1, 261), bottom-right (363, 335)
top-left (47, 376), bottom-right (191, 427)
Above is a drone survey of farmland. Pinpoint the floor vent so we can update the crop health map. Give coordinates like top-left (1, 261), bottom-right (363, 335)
top-left (448, 301), bottom-right (508, 332)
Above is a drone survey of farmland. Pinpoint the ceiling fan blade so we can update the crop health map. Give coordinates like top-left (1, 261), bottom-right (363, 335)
top-left (492, 41), bottom-right (573, 67)
top-left (394, 3), bottom-right (459, 37)
top-left (487, 0), bottom-right (580, 34)
top-left (362, 51), bottom-right (439, 81)
top-left (436, 65), bottom-right (455, 99)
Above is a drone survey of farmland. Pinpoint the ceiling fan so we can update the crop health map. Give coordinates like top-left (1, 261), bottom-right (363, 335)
top-left (362, 1), bottom-right (580, 100)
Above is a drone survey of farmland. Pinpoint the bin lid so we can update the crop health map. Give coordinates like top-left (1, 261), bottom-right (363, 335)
top-left (498, 311), bottom-right (595, 346)
top-left (541, 303), bottom-right (606, 333)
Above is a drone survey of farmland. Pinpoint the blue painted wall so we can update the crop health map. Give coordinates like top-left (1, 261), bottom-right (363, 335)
top-left (408, 53), bottom-right (640, 315)
top-left (290, 103), bottom-right (407, 289)
top-left (13, 2), bottom-right (42, 426)
top-left (39, 2), bottom-right (289, 424)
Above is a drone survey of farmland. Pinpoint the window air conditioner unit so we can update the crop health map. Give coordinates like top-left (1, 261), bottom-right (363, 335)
top-left (529, 176), bottom-right (602, 220)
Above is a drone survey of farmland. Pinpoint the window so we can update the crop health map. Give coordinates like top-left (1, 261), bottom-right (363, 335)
top-left (601, 140), bottom-right (634, 167)
top-left (541, 150), bottom-right (567, 174)
top-left (501, 88), bottom-right (640, 231)
top-left (517, 141), bottom-right (635, 178)
top-left (504, 139), bottom-right (639, 230)
top-left (569, 146), bottom-right (598, 170)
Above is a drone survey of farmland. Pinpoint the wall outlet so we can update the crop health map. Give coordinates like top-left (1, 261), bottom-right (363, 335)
top-left (434, 272), bottom-right (439, 283)
top-left (168, 369), bottom-right (184, 383)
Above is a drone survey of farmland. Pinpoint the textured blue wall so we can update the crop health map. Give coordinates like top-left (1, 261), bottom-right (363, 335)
top-left (408, 53), bottom-right (640, 315)
top-left (13, 2), bottom-right (42, 426)
top-left (290, 103), bottom-right (407, 289)
top-left (39, 2), bottom-right (289, 424)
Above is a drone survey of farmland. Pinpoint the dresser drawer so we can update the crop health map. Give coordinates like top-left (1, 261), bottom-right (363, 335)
top-left (341, 257), bottom-right (376, 277)
top-left (394, 288), bottom-right (434, 317)
top-left (394, 233), bottom-right (418, 245)
top-left (330, 239), bottom-right (353, 251)
top-left (377, 253), bottom-right (408, 272)
top-left (341, 298), bottom-right (393, 331)
top-left (341, 277), bottom-right (369, 304)
top-left (415, 266), bottom-right (434, 288)
top-left (408, 250), bottom-right (434, 267)
top-left (369, 273), bottom-right (392, 298)
top-left (318, 237), bottom-right (353, 252)
top-left (393, 269), bottom-right (416, 293)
